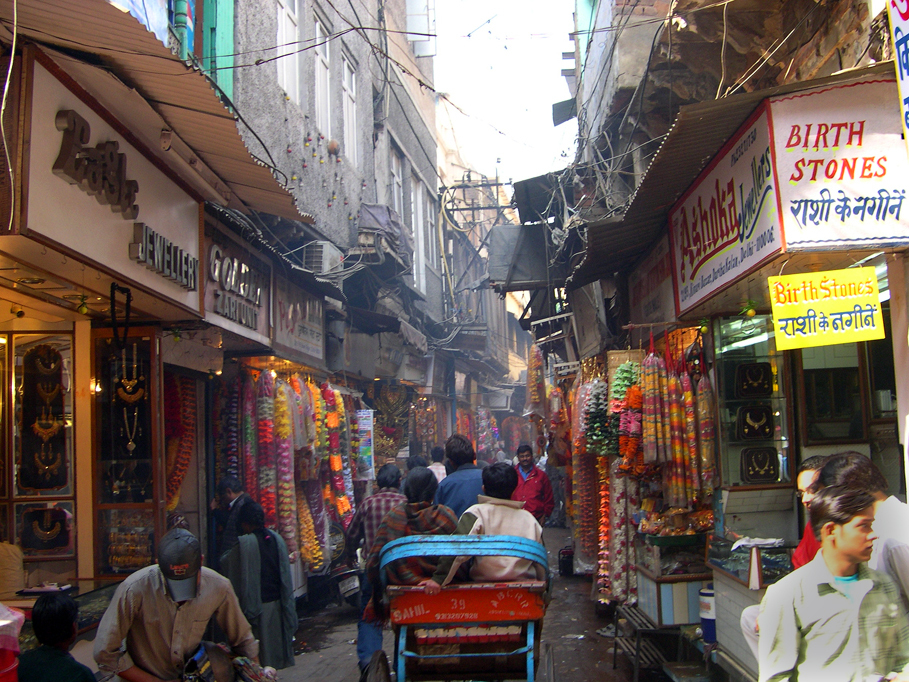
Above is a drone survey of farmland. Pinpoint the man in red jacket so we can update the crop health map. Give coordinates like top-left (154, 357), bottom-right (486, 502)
top-left (512, 444), bottom-right (554, 525)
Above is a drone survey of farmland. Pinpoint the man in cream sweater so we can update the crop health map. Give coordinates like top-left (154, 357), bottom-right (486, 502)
top-left (421, 462), bottom-right (545, 593)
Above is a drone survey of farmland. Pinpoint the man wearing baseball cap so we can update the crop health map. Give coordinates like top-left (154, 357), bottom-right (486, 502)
top-left (94, 528), bottom-right (258, 681)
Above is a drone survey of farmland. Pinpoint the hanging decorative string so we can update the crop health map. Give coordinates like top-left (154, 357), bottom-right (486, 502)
top-left (241, 372), bottom-right (259, 500)
top-left (274, 380), bottom-right (299, 556)
top-left (257, 371), bottom-right (277, 528)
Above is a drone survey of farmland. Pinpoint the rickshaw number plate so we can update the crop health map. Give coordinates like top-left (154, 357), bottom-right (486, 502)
top-left (339, 576), bottom-right (360, 595)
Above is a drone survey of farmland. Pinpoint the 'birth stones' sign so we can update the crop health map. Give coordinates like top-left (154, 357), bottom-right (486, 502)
top-left (767, 267), bottom-right (884, 351)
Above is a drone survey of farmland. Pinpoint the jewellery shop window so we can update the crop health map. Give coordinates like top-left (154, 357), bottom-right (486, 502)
top-left (714, 315), bottom-right (792, 488)
top-left (12, 335), bottom-right (76, 559)
top-left (93, 332), bottom-right (159, 575)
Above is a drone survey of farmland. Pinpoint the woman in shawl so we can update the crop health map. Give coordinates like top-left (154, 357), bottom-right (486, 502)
top-left (221, 501), bottom-right (297, 670)
top-left (363, 467), bottom-right (458, 624)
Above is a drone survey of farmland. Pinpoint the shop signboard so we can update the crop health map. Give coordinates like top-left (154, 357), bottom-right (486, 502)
top-left (770, 78), bottom-right (909, 248)
top-left (669, 105), bottom-right (783, 315)
top-left (767, 266), bottom-right (884, 350)
top-left (26, 61), bottom-right (200, 312)
top-left (273, 275), bottom-right (325, 365)
top-left (355, 409), bottom-right (375, 480)
top-left (629, 234), bottom-right (674, 324)
top-left (886, 1), bottom-right (909, 160)
top-left (203, 229), bottom-right (271, 344)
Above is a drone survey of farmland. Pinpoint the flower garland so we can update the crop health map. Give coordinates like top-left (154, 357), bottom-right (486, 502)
top-left (257, 371), bottom-right (277, 528)
top-left (274, 381), bottom-right (299, 556)
top-left (336, 389), bottom-right (356, 517)
top-left (346, 396), bottom-right (361, 479)
top-left (241, 372), bottom-right (259, 500)
top-left (296, 481), bottom-right (324, 570)
top-left (617, 385), bottom-right (643, 476)
top-left (322, 384), bottom-right (354, 526)
top-left (303, 478), bottom-right (329, 567)
top-left (165, 374), bottom-right (195, 511)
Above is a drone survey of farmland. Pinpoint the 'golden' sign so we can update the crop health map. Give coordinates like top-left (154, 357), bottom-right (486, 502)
top-left (768, 267), bottom-right (884, 350)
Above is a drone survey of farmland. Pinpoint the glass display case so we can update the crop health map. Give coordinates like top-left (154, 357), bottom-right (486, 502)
top-left (634, 533), bottom-right (711, 579)
top-left (707, 535), bottom-right (793, 589)
top-left (18, 579), bottom-right (122, 651)
top-left (713, 315), bottom-right (793, 488)
top-left (93, 328), bottom-right (163, 576)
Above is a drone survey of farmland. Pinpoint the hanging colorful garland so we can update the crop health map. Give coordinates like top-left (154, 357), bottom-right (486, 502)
top-left (164, 374), bottom-right (195, 512)
top-left (297, 481), bottom-right (324, 570)
top-left (257, 371), bottom-right (277, 528)
top-left (274, 381), bottom-right (299, 556)
top-left (526, 343), bottom-right (546, 418)
top-left (617, 385), bottom-right (643, 475)
top-left (322, 384), bottom-right (354, 527)
top-left (241, 372), bottom-right (259, 500)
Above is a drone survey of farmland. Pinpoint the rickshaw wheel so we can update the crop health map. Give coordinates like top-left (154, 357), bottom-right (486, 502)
top-left (364, 650), bottom-right (392, 682)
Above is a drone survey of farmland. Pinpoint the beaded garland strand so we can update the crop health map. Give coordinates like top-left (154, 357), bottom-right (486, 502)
top-left (274, 381), bottom-right (300, 556)
top-left (241, 372), bottom-right (259, 500)
top-left (257, 371), bottom-right (278, 528)
top-left (164, 374), bottom-right (195, 511)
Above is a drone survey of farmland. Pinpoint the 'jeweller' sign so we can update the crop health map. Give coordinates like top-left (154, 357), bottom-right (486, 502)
top-left (767, 267), bottom-right (884, 350)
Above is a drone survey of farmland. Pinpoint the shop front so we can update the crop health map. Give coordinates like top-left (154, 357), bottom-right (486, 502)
top-left (0, 44), bottom-right (206, 611)
top-left (620, 70), bottom-right (909, 676)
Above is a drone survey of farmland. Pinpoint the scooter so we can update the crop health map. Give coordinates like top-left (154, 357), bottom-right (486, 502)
top-left (327, 521), bottom-right (361, 608)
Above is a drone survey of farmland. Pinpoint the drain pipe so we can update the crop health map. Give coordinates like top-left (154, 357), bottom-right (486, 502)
top-left (174, 0), bottom-right (189, 61)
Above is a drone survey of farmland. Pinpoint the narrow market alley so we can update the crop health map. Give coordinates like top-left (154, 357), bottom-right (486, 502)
top-left (281, 527), bottom-right (634, 682)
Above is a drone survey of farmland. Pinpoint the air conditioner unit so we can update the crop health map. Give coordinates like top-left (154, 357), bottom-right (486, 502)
top-left (302, 241), bottom-right (344, 274)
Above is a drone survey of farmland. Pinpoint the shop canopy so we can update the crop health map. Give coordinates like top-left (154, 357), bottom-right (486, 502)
top-left (0, 0), bottom-right (313, 224)
top-left (565, 61), bottom-right (895, 291)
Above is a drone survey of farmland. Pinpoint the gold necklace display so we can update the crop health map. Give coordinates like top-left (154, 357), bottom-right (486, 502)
top-left (32, 519), bottom-right (61, 541)
top-left (123, 407), bottom-right (139, 453)
top-left (35, 353), bottom-right (61, 375)
top-left (31, 408), bottom-right (62, 443)
top-left (120, 344), bottom-right (144, 394)
top-left (34, 444), bottom-right (62, 480)
top-left (745, 413), bottom-right (767, 429)
top-left (35, 382), bottom-right (61, 405)
top-left (747, 450), bottom-right (773, 476)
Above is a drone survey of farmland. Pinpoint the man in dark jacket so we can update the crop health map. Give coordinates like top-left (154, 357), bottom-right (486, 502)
top-left (211, 475), bottom-right (252, 565)
top-left (511, 444), bottom-right (554, 524)
top-left (434, 434), bottom-right (484, 518)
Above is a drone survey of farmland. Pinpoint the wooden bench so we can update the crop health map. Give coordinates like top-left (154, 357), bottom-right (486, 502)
top-left (612, 604), bottom-right (681, 682)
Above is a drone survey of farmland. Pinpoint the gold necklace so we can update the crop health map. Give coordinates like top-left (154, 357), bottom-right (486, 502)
top-left (35, 444), bottom-right (62, 480)
top-left (116, 386), bottom-right (145, 404)
top-left (34, 351), bottom-right (61, 375)
top-left (32, 409), bottom-right (62, 443)
top-left (748, 450), bottom-right (772, 475)
top-left (36, 382), bottom-right (61, 405)
top-left (120, 344), bottom-right (144, 393)
top-left (124, 407), bottom-right (139, 453)
top-left (32, 515), bottom-right (61, 541)
top-left (745, 413), bottom-right (767, 429)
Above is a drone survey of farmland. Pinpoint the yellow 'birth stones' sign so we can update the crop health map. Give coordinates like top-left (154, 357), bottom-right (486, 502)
top-left (768, 267), bottom-right (884, 350)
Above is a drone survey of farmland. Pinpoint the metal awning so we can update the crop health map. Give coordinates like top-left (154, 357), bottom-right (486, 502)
top-left (0, 0), bottom-right (312, 223)
top-left (566, 61), bottom-right (894, 290)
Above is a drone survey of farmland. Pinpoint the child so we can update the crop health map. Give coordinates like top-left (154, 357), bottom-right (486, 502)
top-left (758, 485), bottom-right (909, 682)
top-left (18, 592), bottom-right (95, 682)
top-left (422, 462), bottom-right (545, 594)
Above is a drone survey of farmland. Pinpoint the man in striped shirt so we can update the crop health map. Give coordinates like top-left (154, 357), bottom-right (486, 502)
top-left (346, 463), bottom-right (406, 673)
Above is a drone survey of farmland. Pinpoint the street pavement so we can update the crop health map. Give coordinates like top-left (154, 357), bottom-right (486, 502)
top-left (277, 526), bottom-right (638, 682)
